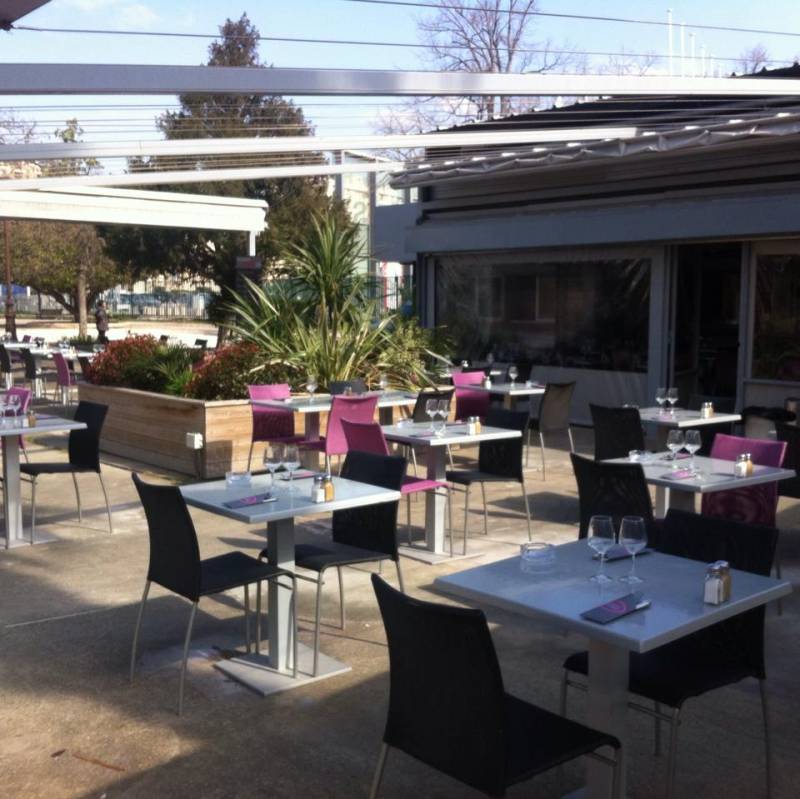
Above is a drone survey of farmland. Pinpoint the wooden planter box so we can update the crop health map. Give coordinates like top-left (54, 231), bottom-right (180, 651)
top-left (78, 384), bottom-right (273, 479)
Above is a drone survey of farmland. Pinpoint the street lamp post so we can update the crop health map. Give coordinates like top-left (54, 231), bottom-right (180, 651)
top-left (3, 219), bottom-right (15, 339)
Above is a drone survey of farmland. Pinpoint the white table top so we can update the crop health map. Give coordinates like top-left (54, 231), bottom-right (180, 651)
top-left (181, 473), bottom-right (401, 525)
top-left (606, 452), bottom-right (795, 494)
top-left (383, 421), bottom-right (521, 448)
top-left (434, 540), bottom-right (791, 654)
top-left (3, 343), bottom-right (96, 359)
top-left (253, 391), bottom-right (416, 414)
top-left (469, 381), bottom-right (546, 397)
top-left (0, 412), bottom-right (86, 438)
top-left (638, 407), bottom-right (741, 427)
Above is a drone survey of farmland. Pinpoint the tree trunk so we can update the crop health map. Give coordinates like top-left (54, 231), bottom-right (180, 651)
top-left (77, 263), bottom-right (88, 337)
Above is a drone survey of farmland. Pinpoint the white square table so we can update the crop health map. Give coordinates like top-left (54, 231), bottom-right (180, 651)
top-left (637, 407), bottom-right (742, 449)
top-left (435, 540), bottom-right (791, 799)
top-left (1, 413), bottom-right (87, 548)
top-left (468, 381), bottom-right (546, 410)
top-left (181, 473), bottom-right (400, 696)
top-left (253, 390), bottom-right (417, 441)
top-left (606, 452), bottom-right (795, 516)
top-left (382, 421), bottom-right (521, 563)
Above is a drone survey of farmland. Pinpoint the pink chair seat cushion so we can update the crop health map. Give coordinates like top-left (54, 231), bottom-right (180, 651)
top-left (455, 388), bottom-right (490, 421)
top-left (299, 437), bottom-right (327, 451)
top-left (401, 476), bottom-right (448, 495)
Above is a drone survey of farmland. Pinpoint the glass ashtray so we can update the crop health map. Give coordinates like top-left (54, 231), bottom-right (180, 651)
top-left (628, 450), bottom-right (649, 462)
top-left (520, 542), bottom-right (556, 573)
top-left (225, 471), bottom-right (252, 488)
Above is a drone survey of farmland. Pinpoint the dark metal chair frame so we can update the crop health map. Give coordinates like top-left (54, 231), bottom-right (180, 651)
top-left (526, 381), bottom-right (576, 479)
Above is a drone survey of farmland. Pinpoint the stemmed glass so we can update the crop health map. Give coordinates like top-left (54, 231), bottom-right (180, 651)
top-left (684, 430), bottom-right (701, 475)
top-left (0, 395), bottom-right (7, 428)
top-left (508, 365), bottom-right (518, 386)
top-left (425, 398), bottom-right (437, 431)
top-left (666, 429), bottom-right (685, 467)
top-left (587, 515), bottom-right (616, 584)
top-left (655, 387), bottom-right (667, 414)
top-left (618, 516), bottom-right (647, 584)
top-left (305, 374), bottom-right (318, 404)
top-left (378, 373), bottom-right (389, 392)
top-left (283, 444), bottom-right (301, 492)
top-left (666, 387), bottom-right (679, 415)
top-left (263, 443), bottom-right (284, 490)
top-left (433, 399), bottom-right (448, 436)
top-left (7, 394), bottom-right (20, 426)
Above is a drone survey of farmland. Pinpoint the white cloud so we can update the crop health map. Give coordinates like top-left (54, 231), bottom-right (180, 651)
top-left (60, 0), bottom-right (159, 28)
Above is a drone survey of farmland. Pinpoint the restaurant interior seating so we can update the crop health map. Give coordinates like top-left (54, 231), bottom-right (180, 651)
top-left (370, 573), bottom-right (622, 799)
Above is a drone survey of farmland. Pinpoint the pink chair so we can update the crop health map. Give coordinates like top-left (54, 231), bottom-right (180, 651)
top-left (702, 433), bottom-right (787, 527)
top-left (301, 394), bottom-right (379, 472)
top-left (342, 419), bottom-right (451, 546)
top-left (452, 370), bottom-right (490, 421)
top-left (247, 384), bottom-right (306, 471)
top-left (53, 352), bottom-right (77, 405)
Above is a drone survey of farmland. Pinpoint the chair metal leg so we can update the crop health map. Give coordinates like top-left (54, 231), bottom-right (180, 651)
top-left (479, 481), bottom-right (488, 535)
top-left (610, 749), bottom-right (623, 799)
top-left (654, 702), bottom-right (662, 756)
top-left (446, 444), bottom-right (454, 469)
top-left (395, 559), bottom-right (405, 594)
top-left (520, 478), bottom-right (532, 541)
top-left (462, 485), bottom-right (471, 556)
top-left (406, 493), bottom-right (412, 545)
top-left (244, 584), bottom-right (251, 654)
top-left (567, 426), bottom-right (576, 453)
top-left (774, 554), bottom-right (783, 616)
top-left (410, 446), bottom-right (418, 476)
top-left (177, 601), bottom-right (199, 716)
top-left (337, 565), bottom-right (346, 630)
top-left (98, 472), bottom-right (113, 534)
top-left (526, 427), bottom-right (533, 467)
top-left (255, 580), bottom-right (262, 655)
top-left (71, 472), bottom-right (82, 522)
top-left (247, 440), bottom-right (255, 472)
top-left (369, 743), bottom-right (390, 799)
top-left (665, 707), bottom-right (681, 799)
top-left (129, 580), bottom-right (151, 683)
top-left (539, 431), bottom-right (547, 481)
top-left (313, 573), bottom-right (325, 677)
top-left (759, 679), bottom-right (773, 799)
top-left (29, 477), bottom-right (37, 545)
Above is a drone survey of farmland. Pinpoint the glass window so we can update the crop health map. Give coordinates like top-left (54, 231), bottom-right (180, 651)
top-left (435, 254), bottom-right (651, 372)
top-left (753, 253), bottom-right (800, 380)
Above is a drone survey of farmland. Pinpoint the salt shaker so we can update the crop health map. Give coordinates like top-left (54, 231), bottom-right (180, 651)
top-left (704, 561), bottom-right (732, 605)
top-left (734, 453), bottom-right (749, 478)
top-left (323, 473), bottom-right (335, 502)
top-left (311, 475), bottom-right (326, 503)
top-left (467, 416), bottom-right (478, 435)
top-left (482, 374), bottom-right (492, 389)
top-left (700, 401), bottom-right (714, 419)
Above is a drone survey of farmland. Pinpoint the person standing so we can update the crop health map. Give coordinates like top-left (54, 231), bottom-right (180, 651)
top-left (95, 300), bottom-right (109, 344)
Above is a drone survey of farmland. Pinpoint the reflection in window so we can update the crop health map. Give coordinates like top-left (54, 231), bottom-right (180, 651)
top-left (435, 255), bottom-right (650, 373)
top-left (753, 253), bottom-right (800, 380)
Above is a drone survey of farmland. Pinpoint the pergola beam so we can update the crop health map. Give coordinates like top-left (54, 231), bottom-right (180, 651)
top-left (1, 64), bottom-right (800, 96)
top-left (0, 128), bottom-right (638, 161)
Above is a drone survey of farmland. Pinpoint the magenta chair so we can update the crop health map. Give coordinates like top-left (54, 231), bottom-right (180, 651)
top-left (247, 384), bottom-right (305, 471)
top-left (702, 433), bottom-right (787, 527)
top-left (53, 352), bottom-right (78, 405)
top-left (452, 370), bottom-right (490, 421)
top-left (342, 419), bottom-right (452, 547)
top-left (300, 394), bottom-right (379, 473)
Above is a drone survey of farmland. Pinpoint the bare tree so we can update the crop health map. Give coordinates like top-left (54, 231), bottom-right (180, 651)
top-left (597, 49), bottom-right (660, 77)
top-left (737, 45), bottom-right (770, 74)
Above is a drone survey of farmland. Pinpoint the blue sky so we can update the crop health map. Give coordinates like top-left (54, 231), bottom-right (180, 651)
top-left (1, 0), bottom-right (799, 140)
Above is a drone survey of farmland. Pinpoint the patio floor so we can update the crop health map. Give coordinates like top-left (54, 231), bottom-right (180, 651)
top-left (1, 425), bottom-right (798, 798)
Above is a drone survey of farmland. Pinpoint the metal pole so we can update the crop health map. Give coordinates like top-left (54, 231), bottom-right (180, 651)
top-left (3, 220), bottom-right (15, 339)
top-left (680, 24), bottom-right (686, 78)
top-left (690, 34), bottom-right (696, 78)
top-left (667, 9), bottom-right (674, 76)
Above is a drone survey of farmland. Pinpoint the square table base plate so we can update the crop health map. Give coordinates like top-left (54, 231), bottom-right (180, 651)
top-left (214, 642), bottom-right (350, 697)
top-left (1, 530), bottom-right (59, 549)
top-left (397, 544), bottom-right (482, 565)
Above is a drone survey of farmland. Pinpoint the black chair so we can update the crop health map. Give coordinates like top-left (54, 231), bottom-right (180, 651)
top-left (410, 388), bottom-right (454, 423)
top-left (77, 356), bottom-right (92, 376)
top-left (158, 334), bottom-right (169, 343)
top-left (570, 453), bottom-right (654, 540)
top-left (20, 347), bottom-right (55, 399)
top-left (561, 509), bottom-right (778, 799)
top-left (590, 404), bottom-right (645, 461)
top-left (370, 574), bottom-right (622, 799)
top-left (447, 409), bottom-right (532, 554)
top-left (20, 401), bottom-right (114, 542)
top-left (130, 474), bottom-right (297, 715)
top-left (261, 450), bottom-right (405, 677)
top-left (194, 338), bottom-right (208, 349)
top-left (527, 381), bottom-right (576, 478)
top-left (0, 344), bottom-right (16, 388)
top-left (329, 379), bottom-right (367, 395)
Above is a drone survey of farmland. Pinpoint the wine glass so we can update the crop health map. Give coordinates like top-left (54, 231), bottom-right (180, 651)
top-left (7, 394), bottom-right (20, 425)
top-left (305, 374), bottom-right (318, 404)
top-left (666, 387), bottom-right (679, 414)
top-left (666, 429), bottom-right (685, 467)
top-left (425, 398), bottom-right (437, 431)
top-left (508, 365), bottom-right (518, 386)
top-left (655, 387), bottom-right (667, 414)
top-left (0, 395), bottom-right (7, 428)
top-left (436, 398), bottom-right (450, 423)
top-left (684, 430), bottom-right (701, 474)
top-left (618, 516), bottom-right (647, 584)
top-left (378, 373), bottom-right (389, 392)
top-left (587, 515), bottom-right (616, 584)
top-left (263, 443), bottom-right (284, 489)
top-left (283, 444), bottom-right (301, 491)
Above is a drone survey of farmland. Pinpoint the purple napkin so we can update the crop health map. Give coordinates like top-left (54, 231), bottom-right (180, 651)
top-left (662, 469), bottom-right (695, 480)
top-left (224, 493), bottom-right (276, 509)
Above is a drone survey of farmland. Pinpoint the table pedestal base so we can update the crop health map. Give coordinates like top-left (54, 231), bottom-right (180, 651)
top-left (397, 544), bottom-right (481, 565)
top-left (0, 529), bottom-right (58, 549)
top-left (654, 486), bottom-right (697, 517)
top-left (215, 641), bottom-right (350, 698)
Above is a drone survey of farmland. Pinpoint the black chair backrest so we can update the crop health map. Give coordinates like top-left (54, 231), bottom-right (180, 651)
top-left (775, 422), bottom-right (800, 499)
top-left (478, 408), bottom-right (528, 481)
top-left (20, 348), bottom-right (38, 380)
top-left (571, 453), bottom-right (654, 539)
top-left (657, 509), bottom-right (777, 679)
top-left (0, 345), bottom-right (11, 373)
top-left (329, 379), bottom-right (367, 395)
top-left (411, 388), bottom-right (454, 423)
top-left (538, 381), bottom-right (575, 432)
top-left (590, 404), bottom-right (645, 461)
top-left (372, 574), bottom-right (508, 796)
top-left (132, 474), bottom-right (202, 601)
top-left (194, 338), bottom-right (208, 349)
top-left (77, 356), bottom-right (91, 374)
top-left (332, 450), bottom-right (406, 558)
top-left (159, 335), bottom-right (169, 343)
top-left (68, 401), bottom-right (108, 471)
